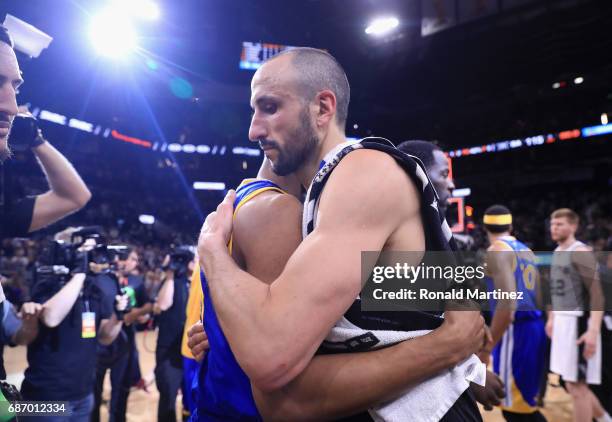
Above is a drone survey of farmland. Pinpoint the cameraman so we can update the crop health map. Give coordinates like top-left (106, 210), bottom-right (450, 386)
top-left (93, 248), bottom-right (152, 422)
top-left (20, 265), bottom-right (127, 421)
top-left (0, 25), bottom-right (91, 239)
top-left (153, 249), bottom-right (195, 422)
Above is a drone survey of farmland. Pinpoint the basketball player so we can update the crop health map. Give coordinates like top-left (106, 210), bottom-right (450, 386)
top-left (481, 205), bottom-right (547, 422)
top-left (197, 47), bottom-right (488, 420)
top-left (397, 140), bottom-right (454, 215)
top-left (187, 156), bottom-right (499, 421)
top-left (548, 208), bottom-right (611, 422)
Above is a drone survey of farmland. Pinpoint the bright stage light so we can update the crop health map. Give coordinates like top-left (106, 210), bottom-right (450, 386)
top-left (193, 182), bottom-right (226, 191)
top-left (365, 17), bottom-right (399, 36)
top-left (139, 214), bottom-right (155, 225)
top-left (119, 0), bottom-right (160, 21)
top-left (138, 0), bottom-right (160, 20)
top-left (89, 9), bottom-right (137, 58)
top-left (452, 188), bottom-right (471, 198)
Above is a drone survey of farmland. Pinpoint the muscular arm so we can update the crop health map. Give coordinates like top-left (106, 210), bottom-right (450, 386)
top-left (201, 151), bottom-right (401, 390)
top-left (200, 151), bottom-right (482, 393)
top-left (253, 322), bottom-right (475, 421)
top-left (29, 141), bottom-right (92, 232)
top-left (486, 244), bottom-right (516, 348)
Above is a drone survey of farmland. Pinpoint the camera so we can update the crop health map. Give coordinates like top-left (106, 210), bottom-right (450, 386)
top-left (165, 245), bottom-right (195, 278)
top-left (35, 227), bottom-right (130, 283)
top-left (34, 227), bottom-right (134, 318)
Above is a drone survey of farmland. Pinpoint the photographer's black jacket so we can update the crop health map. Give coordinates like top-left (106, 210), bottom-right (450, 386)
top-left (0, 164), bottom-right (35, 239)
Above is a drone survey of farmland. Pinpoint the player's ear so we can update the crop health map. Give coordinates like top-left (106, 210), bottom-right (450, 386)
top-left (315, 90), bottom-right (337, 128)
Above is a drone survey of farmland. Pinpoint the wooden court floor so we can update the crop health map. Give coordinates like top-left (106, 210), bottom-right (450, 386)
top-left (4, 331), bottom-right (574, 421)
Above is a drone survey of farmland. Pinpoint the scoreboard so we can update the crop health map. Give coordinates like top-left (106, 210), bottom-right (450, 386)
top-left (239, 41), bottom-right (296, 70)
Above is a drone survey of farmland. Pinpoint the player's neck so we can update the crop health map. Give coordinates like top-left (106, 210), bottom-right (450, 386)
top-left (297, 127), bottom-right (347, 188)
top-left (256, 160), bottom-right (302, 198)
top-left (488, 232), bottom-right (510, 244)
top-left (557, 235), bottom-right (576, 250)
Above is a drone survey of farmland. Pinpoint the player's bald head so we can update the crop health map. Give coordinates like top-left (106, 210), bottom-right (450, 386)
top-left (256, 47), bottom-right (350, 129)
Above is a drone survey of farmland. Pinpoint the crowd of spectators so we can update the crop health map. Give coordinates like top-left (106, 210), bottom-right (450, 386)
top-left (3, 179), bottom-right (609, 309)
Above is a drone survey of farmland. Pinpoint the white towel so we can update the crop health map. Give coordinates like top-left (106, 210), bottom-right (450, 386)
top-left (327, 317), bottom-right (487, 422)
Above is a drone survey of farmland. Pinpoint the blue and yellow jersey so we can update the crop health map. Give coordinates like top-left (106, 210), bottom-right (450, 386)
top-left (485, 236), bottom-right (540, 319)
top-left (181, 262), bottom-right (204, 359)
top-left (486, 236), bottom-right (546, 413)
top-left (192, 178), bottom-right (285, 421)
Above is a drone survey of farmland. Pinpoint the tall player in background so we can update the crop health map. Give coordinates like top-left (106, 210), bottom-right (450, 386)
top-left (548, 208), bottom-right (611, 422)
top-left (480, 205), bottom-right (547, 422)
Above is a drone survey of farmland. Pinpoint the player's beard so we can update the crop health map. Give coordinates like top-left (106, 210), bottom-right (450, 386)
top-left (552, 232), bottom-right (567, 244)
top-left (269, 107), bottom-right (318, 176)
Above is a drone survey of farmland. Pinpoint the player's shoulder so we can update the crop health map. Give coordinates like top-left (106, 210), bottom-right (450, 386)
top-left (573, 242), bottom-right (592, 252)
top-left (488, 239), bottom-right (514, 252)
top-left (329, 148), bottom-right (415, 198)
top-left (234, 190), bottom-right (302, 229)
top-left (337, 147), bottom-right (401, 173)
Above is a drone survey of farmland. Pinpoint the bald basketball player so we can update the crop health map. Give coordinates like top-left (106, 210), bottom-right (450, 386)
top-left (196, 47), bottom-right (489, 420)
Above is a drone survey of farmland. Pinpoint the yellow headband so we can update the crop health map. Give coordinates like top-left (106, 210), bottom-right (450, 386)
top-left (483, 214), bottom-right (512, 225)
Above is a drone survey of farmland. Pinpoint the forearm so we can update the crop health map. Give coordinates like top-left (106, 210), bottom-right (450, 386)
top-left (41, 274), bottom-right (86, 327)
top-left (99, 313), bottom-right (123, 345)
top-left (489, 309), bottom-right (513, 347)
top-left (156, 278), bottom-right (174, 311)
top-left (203, 251), bottom-right (303, 387)
top-left (124, 303), bottom-right (153, 324)
top-left (33, 142), bottom-right (91, 204)
top-left (588, 311), bottom-right (603, 333)
top-left (12, 319), bottom-right (39, 345)
top-left (254, 328), bottom-right (462, 421)
top-left (586, 277), bottom-right (604, 331)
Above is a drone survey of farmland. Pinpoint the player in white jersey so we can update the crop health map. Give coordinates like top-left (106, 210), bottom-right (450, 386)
top-left (548, 208), bottom-right (611, 422)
